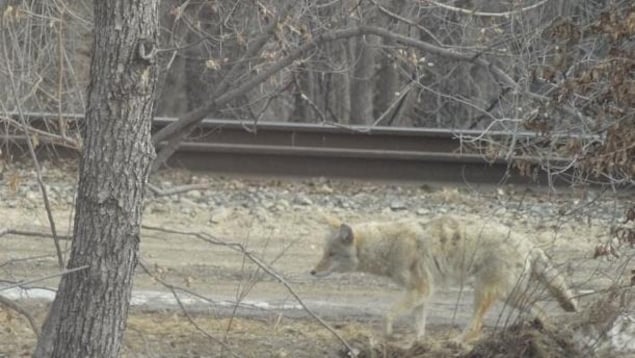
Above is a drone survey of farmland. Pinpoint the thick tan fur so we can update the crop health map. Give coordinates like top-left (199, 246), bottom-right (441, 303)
top-left (311, 214), bottom-right (578, 341)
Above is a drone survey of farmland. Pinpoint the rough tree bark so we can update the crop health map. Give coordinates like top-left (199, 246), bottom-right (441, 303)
top-left (33, 0), bottom-right (159, 357)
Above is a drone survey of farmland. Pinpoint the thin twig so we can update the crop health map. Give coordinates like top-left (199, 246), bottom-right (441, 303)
top-left (0, 116), bottom-right (81, 148)
top-left (141, 225), bottom-right (357, 356)
top-left (371, 81), bottom-right (415, 127)
top-left (428, 0), bottom-right (550, 18)
top-left (0, 265), bottom-right (89, 292)
top-left (138, 261), bottom-right (242, 358)
top-left (0, 293), bottom-right (40, 336)
top-left (0, 228), bottom-right (72, 241)
top-left (146, 183), bottom-right (210, 197)
top-left (368, 0), bottom-right (443, 46)
top-left (1, 30), bottom-right (65, 269)
top-left (298, 93), bottom-right (327, 123)
top-left (0, 253), bottom-right (69, 270)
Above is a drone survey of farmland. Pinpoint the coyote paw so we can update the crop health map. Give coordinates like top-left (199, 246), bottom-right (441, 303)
top-left (384, 322), bottom-right (397, 340)
top-left (382, 333), bottom-right (415, 350)
top-left (458, 328), bottom-right (482, 343)
top-left (383, 330), bottom-right (399, 340)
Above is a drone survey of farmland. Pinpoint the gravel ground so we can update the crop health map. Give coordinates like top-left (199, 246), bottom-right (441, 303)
top-left (0, 158), bottom-right (633, 357)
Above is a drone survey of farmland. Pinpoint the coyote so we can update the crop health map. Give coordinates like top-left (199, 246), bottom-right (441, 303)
top-left (311, 214), bottom-right (578, 341)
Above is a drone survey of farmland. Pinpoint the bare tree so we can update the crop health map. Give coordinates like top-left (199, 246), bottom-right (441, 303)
top-left (33, 0), bottom-right (160, 356)
top-left (1, 1), bottom-right (631, 185)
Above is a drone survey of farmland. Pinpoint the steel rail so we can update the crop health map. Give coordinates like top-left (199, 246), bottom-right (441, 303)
top-left (1, 112), bottom-right (580, 185)
top-left (3, 111), bottom-right (601, 139)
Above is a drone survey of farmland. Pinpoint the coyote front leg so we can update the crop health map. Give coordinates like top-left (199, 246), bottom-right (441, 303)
top-left (413, 303), bottom-right (428, 339)
top-left (385, 282), bottom-right (430, 338)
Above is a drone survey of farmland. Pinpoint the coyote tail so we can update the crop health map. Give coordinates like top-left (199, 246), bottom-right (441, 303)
top-left (531, 249), bottom-right (578, 312)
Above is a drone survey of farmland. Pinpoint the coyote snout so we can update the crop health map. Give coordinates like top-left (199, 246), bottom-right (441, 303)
top-left (311, 223), bottom-right (359, 277)
top-left (311, 214), bottom-right (578, 342)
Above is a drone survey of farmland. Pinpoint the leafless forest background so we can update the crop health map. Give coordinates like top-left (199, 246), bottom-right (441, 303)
top-left (0, 1), bottom-right (634, 356)
top-left (0, 0), bottom-right (633, 185)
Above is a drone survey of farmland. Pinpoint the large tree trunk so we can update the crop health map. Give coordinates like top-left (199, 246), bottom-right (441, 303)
top-left (33, 1), bottom-right (159, 357)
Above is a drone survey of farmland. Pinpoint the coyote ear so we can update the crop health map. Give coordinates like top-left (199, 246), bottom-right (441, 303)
top-left (338, 224), bottom-right (354, 244)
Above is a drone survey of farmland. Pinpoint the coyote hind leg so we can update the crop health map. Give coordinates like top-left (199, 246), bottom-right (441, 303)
top-left (506, 289), bottom-right (548, 324)
top-left (461, 287), bottom-right (499, 342)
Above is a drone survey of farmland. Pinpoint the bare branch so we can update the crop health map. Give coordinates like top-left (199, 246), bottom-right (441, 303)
top-left (146, 183), bottom-right (210, 197)
top-left (0, 294), bottom-right (40, 337)
top-left (137, 261), bottom-right (242, 358)
top-left (0, 114), bottom-right (81, 149)
top-left (0, 265), bottom-right (89, 292)
top-left (0, 228), bottom-right (72, 241)
top-left (357, 26), bottom-right (519, 90)
top-left (211, 2), bottom-right (296, 99)
top-left (150, 24), bottom-right (523, 169)
top-left (368, 0), bottom-right (443, 46)
top-left (428, 0), bottom-right (550, 18)
top-left (141, 225), bottom-right (357, 356)
top-left (1, 30), bottom-right (65, 269)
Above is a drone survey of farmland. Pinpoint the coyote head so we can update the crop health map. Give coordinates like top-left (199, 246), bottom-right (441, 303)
top-left (311, 222), bottom-right (359, 277)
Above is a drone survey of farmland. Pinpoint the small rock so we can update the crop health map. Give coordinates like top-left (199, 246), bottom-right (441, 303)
top-left (209, 207), bottom-right (232, 224)
top-left (179, 197), bottom-right (197, 207)
top-left (251, 207), bottom-right (270, 222)
top-left (337, 198), bottom-right (350, 209)
top-left (316, 184), bottom-right (333, 194)
top-left (26, 190), bottom-right (39, 202)
top-left (294, 195), bottom-right (313, 206)
top-left (185, 190), bottom-right (202, 200)
top-left (390, 200), bottom-right (407, 211)
top-left (149, 204), bottom-right (168, 214)
top-left (416, 208), bottom-right (430, 216)
top-left (276, 199), bottom-right (290, 209)
top-left (228, 179), bottom-right (245, 190)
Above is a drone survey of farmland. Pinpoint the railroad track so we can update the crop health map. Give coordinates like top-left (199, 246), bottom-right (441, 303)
top-left (2, 112), bottom-right (576, 185)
